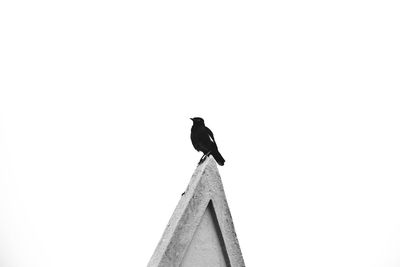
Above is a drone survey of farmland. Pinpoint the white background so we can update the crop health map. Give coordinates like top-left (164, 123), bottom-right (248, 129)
top-left (1, 0), bottom-right (400, 266)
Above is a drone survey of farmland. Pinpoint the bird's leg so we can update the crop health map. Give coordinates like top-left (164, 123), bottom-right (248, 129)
top-left (198, 151), bottom-right (212, 165)
top-left (198, 154), bottom-right (206, 165)
top-left (202, 151), bottom-right (211, 161)
top-left (198, 156), bottom-right (204, 165)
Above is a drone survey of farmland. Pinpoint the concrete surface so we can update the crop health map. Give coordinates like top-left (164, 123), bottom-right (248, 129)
top-left (180, 201), bottom-right (229, 267)
top-left (147, 156), bottom-right (245, 267)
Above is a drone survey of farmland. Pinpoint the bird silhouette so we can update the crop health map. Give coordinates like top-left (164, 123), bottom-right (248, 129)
top-left (190, 117), bottom-right (225, 166)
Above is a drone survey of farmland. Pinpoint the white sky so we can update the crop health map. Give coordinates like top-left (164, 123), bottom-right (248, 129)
top-left (1, 0), bottom-right (400, 266)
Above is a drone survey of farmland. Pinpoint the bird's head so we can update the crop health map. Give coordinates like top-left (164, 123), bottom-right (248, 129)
top-left (190, 117), bottom-right (205, 125)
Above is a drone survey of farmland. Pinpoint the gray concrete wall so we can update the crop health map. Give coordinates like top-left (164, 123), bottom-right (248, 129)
top-left (147, 157), bottom-right (245, 267)
top-left (180, 202), bottom-right (229, 267)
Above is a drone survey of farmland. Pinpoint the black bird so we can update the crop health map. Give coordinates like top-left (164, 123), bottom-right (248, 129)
top-left (190, 117), bottom-right (225, 166)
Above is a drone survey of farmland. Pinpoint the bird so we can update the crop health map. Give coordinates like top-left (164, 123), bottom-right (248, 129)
top-left (190, 117), bottom-right (225, 166)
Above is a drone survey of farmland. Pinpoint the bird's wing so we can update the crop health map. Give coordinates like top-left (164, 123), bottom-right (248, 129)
top-left (206, 127), bottom-right (217, 147)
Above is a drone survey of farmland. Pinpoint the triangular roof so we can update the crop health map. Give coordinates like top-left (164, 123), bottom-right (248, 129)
top-left (148, 156), bottom-right (245, 267)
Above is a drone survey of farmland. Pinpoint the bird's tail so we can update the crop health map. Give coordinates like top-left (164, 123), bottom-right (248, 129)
top-left (212, 149), bottom-right (225, 166)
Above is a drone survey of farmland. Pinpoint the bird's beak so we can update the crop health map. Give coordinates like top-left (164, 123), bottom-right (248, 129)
top-left (190, 118), bottom-right (194, 121)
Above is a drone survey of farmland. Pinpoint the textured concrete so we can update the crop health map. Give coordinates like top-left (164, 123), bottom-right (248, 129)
top-left (181, 202), bottom-right (229, 267)
top-left (148, 156), bottom-right (245, 267)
